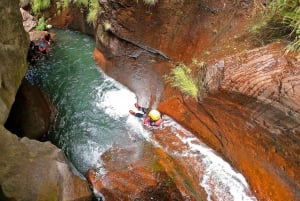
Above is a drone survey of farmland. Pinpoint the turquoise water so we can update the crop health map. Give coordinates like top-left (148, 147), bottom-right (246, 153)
top-left (26, 29), bottom-right (257, 201)
top-left (26, 29), bottom-right (143, 174)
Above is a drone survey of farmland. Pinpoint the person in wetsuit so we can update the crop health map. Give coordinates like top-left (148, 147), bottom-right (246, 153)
top-left (26, 41), bottom-right (39, 65)
top-left (129, 103), bottom-right (163, 126)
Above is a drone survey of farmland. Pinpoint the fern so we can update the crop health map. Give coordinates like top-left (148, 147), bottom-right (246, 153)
top-left (165, 63), bottom-right (199, 98)
top-left (143, 0), bottom-right (158, 6)
top-left (32, 0), bottom-right (51, 14)
top-left (36, 16), bottom-right (46, 31)
top-left (86, 0), bottom-right (100, 26)
top-left (72, 0), bottom-right (89, 7)
top-left (63, 0), bottom-right (69, 8)
top-left (252, 0), bottom-right (300, 54)
top-left (32, 0), bottom-right (102, 28)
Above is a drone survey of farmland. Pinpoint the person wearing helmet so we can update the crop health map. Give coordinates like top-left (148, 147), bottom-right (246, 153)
top-left (144, 109), bottom-right (163, 126)
top-left (129, 103), bottom-right (163, 126)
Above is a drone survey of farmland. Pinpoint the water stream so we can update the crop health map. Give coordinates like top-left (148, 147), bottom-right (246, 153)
top-left (26, 29), bottom-right (257, 201)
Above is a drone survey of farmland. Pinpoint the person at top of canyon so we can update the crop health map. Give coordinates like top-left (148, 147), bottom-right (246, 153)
top-left (38, 33), bottom-right (52, 54)
top-left (129, 103), bottom-right (163, 127)
top-left (27, 41), bottom-right (39, 65)
top-left (44, 33), bottom-right (52, 45)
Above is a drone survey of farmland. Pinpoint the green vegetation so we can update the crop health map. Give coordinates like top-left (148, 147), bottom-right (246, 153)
top-left (32, 0), bottom-right (51, 14)
top-left (143, 0), bottom-right (158, 6)
top-left (73, 0), bottom-right (89, 7)
top-left (31, 0), bottom-right (101, 27)
top-left (56, 0), bottom-right (69, 11)
top-left (252, 0), bottom-right (300, 54)
top-left (165, 175), bottom-right (175, 187)
top-left (36, 16), bottom-right (46, 31)
top-left (165, 62), bottom-right (199, 99)
top-left (152, 156), bottom-right (162, 172)
top-left (183, 111), bottom-right (191, 122)
top-left (86, 0), bottom-right (100, 26)
top-left (193, 59), bottom-right (206, 95)
top-left (103, 21), bottom-right (112, 31)
top-left (165, 59), bottom-right (206, 98)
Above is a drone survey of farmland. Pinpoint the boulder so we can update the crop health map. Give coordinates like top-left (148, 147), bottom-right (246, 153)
top-left (5, 79), bottom-right (57, 140)
top-left (88, 141), bottom-right (205, 201)
top-left (0, 0), bottom-right (29, 125)
top-left (0, 1), bottom-right (92, 200)
top-left (0, 125), bottom-right (92, 201)
top-left (20, 8), bottom-right (37, 32)
top-left (28, 30), bottom-right (49, 44)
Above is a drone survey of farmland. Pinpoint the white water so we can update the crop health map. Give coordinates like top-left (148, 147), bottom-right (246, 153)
top-left (161, 118), bottom-right (257, 201)
top-left (97, 78), bottom-right (258, 201)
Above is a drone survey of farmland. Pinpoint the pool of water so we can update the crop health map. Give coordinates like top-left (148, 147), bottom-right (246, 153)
top-left (26, 29), bottom-right (146, 173)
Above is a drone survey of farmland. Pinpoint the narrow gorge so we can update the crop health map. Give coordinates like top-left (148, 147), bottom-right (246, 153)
top-left (0, 0), bottom-right (299, 201)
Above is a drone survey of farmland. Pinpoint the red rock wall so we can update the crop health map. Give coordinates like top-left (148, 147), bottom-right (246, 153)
top-left (93, 1), bottom-right (300, 201)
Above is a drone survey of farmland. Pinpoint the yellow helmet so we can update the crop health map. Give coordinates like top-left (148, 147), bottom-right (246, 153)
top-left (149, 109), bottom-right (161, 121)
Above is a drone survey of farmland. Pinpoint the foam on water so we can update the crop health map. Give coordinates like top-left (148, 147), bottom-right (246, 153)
top-left (90, 76), bottom-right (257, 201)
top-left (160, 117), bottom-right (257, 201)
top-left (100, 88), bottom-right (137, 118)
top-left (93, 76), bottom-right (153, 141)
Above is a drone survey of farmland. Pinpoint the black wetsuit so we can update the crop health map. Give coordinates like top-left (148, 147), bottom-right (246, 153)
top-left (134, 107), bottom-right (149, 118)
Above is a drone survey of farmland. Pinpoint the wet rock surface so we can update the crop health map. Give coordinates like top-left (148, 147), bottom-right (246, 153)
top-left (20, 8), bottom-right (37, 32)
top-left (49, 5), bottom-right (95, 35)
top-left (0, 1), bottom-right (93, 200)
top-left (93, 0), bottom-right (300, 201)
top-left (0, 0), bottom-right (28, 125)
top-left (5, 79), bottom-right (57, 140)
top-left (88, 141), bottom-right (205, 201)
top-left (158, 43), bottom-right (300, 201)
top-left (0, 125), bottom-right (92, 201)
top-left (159, 90), bottom-right (300, 201)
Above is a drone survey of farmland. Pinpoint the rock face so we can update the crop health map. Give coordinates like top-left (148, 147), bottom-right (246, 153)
top-left (93, 1), bottom-right (300, 201)
top-left (94, 0), bottom-right (254, 105)
top-left (49, 4), bottom-right (95, 36)
top-left (0, 0), bottom-right (92, 200)
top-left (20, 7), bottom-right (37, 32)
top-left (88, 141), bottom-right (204, 201)
top-left (206, 42), bottom-right (300, 134)
top-left (160, 43), bottom-right (300, 201)
top-left (0, 0), bottom-right (29, 125)
top-left (5, 79), bottom-right (57, 140)
top-left (0, 126), bottom-right (92, 201)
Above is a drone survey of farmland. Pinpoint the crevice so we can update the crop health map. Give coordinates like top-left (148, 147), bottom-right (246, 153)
top-left (182, 97), bottom-right (225, 148)
top-left (107, 29), bottom-right (170, 60)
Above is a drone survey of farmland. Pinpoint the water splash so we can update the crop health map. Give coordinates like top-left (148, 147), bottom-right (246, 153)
top-left (97, 83), bottom-right (137, 118)
top-left (159, 117), bottom-right (257, 201)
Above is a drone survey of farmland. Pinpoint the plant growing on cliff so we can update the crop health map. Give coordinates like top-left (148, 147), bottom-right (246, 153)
top-left (73, 0), bottom-right (89, 6)
top-left (36, 16), bottom-right (46, 31)
top-left (31, 0), bottom-right (101, 27)
top-left (252, 0), bottom-right (300, 54)
top-left (165, 63), bottom-right (199, 99)
top-left (56, 0), bottom-right (69, 14)
top-left (103, 21), bottom-right (112, 31)
top-left (194, 59), bottom-right (208, 100)
top-left (69, 0), bottom-right (101, 26)
top-left (32, 0), bottom-right (51, 14)
top-left (165, 175), bottom-right (175, 187)
top-left (143, 0), bottom-right (158, 6)
top-left (86, 0), bottom-right (100, 26)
